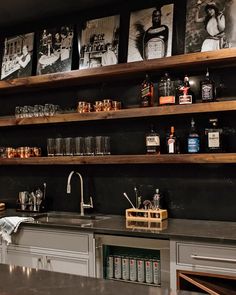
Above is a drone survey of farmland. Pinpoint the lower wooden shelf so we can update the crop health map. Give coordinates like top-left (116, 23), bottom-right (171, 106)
top-left (178, 271), bottom-right (236, 295)
top-left (0, 153), bottom-right (236, 165)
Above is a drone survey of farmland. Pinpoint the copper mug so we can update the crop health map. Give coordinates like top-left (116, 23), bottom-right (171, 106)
top-left (112, 100), bottom-right (121, 110)
top-left (94, 101), bottom-right (103, 112)
top-left (77, 101), bottom-right (88, 113)
top-left (103, 99), bottom-right (112, 111)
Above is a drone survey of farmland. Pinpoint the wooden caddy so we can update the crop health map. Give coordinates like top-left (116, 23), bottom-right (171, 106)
top-left (126, 208), bottom-right (168, 230)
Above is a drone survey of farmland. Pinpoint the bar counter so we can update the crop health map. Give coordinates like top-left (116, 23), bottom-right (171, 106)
top-left (0, 263), bottom-right (203, 295)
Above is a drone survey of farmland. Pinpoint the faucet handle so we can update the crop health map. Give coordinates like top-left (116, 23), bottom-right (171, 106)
top-left (83, 196), bottom-right (93, 209)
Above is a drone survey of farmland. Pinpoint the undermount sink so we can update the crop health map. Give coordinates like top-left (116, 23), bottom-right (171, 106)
top-left (34, 212), bottom-right (110, 226)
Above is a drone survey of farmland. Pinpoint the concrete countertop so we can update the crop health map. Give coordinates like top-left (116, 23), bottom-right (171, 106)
top-left (1, 209), bottom-right (236, 244)
top-left (0, 263), bottom-right (203, 295)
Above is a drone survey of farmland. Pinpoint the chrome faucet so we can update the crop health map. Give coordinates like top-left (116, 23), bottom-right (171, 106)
top-left (66, 171), bottom-right (93, 216)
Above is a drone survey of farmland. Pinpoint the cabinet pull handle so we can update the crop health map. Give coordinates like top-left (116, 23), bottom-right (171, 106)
top-left (46, 257), bottom-right (51, 269)
top-left (191, 254), bottom-right (236, 263)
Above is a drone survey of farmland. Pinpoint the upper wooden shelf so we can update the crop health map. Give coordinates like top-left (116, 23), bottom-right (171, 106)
top-left (0, 154), bottom-right (236, 165)
top-left (0, 101), bottom-right (235, 127)
top-left (1, 48), bottom-right (236, 92)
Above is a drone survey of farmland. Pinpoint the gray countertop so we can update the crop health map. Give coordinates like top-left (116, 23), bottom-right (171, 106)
top-left (1, 209), bottom-right (236, 244)
top-left (0, 263), bottom-right (203, 295)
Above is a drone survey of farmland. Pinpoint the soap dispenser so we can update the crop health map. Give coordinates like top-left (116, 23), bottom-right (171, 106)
top-left (153, 189), bottom-right (161, 210)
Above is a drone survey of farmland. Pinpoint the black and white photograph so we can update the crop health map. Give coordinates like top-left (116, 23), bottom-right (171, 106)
top-left (79, 15), bottom-right (120, 69)
top-left (127, 4), bottom-right (174, 63)
top-left (36, 25), bottom-right (74, 75)
top-left (1, 33), bottom-right (34, 80)
top-left (185, 0), bottom-right (236, 53)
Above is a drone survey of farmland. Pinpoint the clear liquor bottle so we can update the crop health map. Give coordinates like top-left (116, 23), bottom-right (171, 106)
top-left (187, 118), bottom-right (200, 153)
top-left (205, 118), bottom-right (223, 152)
top-left (146, 125), bottom-right (160, 154)
top-left (158, 73), bottom-right (176, 105)
top-left (140, 74), bottom-right (154, 107)
top-left (201, 69), bottom-right (215, 102)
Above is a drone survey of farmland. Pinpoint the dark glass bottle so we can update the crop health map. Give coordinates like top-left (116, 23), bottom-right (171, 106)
top-left (166, 126), bottom-right (179, 154)
top-left (158, 72), bottom-right (176, 106)
top-left (146, 125), bottom-right (160, 154)
top-left (140, 74), bottom-right (154, 107)
top-left (178, 75), bottom-right (194, 105)
top-left (205, 118), bottom-right (223, 152)
top-left (187, 118), bottom-right (200, 153)
top-left (201, 69), bottom-right (215, 102)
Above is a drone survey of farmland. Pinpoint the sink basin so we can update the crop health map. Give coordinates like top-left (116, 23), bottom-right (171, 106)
top-left (34, 212), bottom-right (110, 226)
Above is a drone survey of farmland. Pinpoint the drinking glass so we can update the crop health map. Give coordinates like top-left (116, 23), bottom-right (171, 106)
top-left (84, 136), bottom-right (95, 156)
top-left (64, 137), bottom-right (74, 156)
top-left (103, 136), bottom-right (111, 155)
top-left (47, 138), bottom-right (55, 156)
top-left (74, 137), bottom-right (85, 156)
top-left (55, 137), bottom-right (64, 156)
top-left (103, 99), bottom-right (112, 111)
top-left (95, 136), bottom-right (104, 155)
top-left (15, 106), bottom-right (21, 118)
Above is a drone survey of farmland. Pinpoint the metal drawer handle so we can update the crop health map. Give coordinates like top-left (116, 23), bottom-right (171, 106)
top-left (191, 254), bottom-right (236, 263)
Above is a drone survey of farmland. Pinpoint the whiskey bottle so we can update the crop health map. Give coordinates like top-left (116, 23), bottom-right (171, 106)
top-left (200, 69), bottom-right (215, 102)
top-left (146, 125), bottom-right (160, 154)
top-left (187, 118), bottom-right (200, 153)
top-left (158, 72), bottom-right (176, 105)
top-left (140, 74), bottom-right (154, 107)
top-left (205, 118), bottom-right (223, 152)
top-left (166, 126), bottom-right (179, 154)
top-left (178, 75), bottom-right (194, 104)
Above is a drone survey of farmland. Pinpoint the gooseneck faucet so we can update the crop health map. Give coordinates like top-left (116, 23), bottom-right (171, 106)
top-left (66, 171), bottom-right (93, 216)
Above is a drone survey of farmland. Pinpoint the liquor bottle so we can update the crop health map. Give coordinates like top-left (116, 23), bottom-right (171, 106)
top-left (200, 69), bottom-right (215, 102)
top-left (187, 118), bottom-right (200, 153)
top-left (140, 74), bottom-right (154, 107)
top-left (205, 118), bottom-right (223, 152)
top-left (178, 75), bottom-right (194, 104)
top-left (166, 126), bottom-right (179, 154)
top-left (158, 73), bottom-right (176, 106)
top-left (146, 125), bottom-right (160, 154)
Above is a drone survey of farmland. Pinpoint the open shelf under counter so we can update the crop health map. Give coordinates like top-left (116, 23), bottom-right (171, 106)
top-left (0, 100), bottom-right (236, 127)
top-left (1, 48), bottom-right (236, 92)
top-left (0, 153), bottom-right (236, 165)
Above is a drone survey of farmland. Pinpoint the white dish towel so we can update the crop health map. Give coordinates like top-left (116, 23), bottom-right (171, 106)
top-left (0, 216), bottom-right (34, 245)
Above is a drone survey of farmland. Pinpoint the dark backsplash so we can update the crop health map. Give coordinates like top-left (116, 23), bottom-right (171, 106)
top-left (0, 0), bottom-right (236, 221)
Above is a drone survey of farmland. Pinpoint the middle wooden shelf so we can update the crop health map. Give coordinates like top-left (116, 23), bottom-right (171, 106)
top-left (0, 153), bottom-right (236, 165)
top-left (0, 101), bottom-right (235, 127)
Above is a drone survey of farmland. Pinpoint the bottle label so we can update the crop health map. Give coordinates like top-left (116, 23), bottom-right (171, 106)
top-left (159, 96), bottom-right (175, 105)
top-left (208, 131), bottom-right (220, 148)
top-left (188, 138), bottom-right (200, 153)
top-left (179, 94), bottom-right (192, 104)
top-left (167, 138), bottom-right (175, 153)
top-left (141, 86), bottom-right (151, 98)
top-left (146, 136), bottom-right (160, 146)
top-left (202, 84), bottom-right (213, 101)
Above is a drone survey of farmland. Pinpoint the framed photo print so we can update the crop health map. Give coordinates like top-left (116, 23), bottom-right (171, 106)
top-left (79, 15), bottom-right (120, 69)
top-left (185, 0), bottom-right (235, 53)
top-left (36, 25), bottom-right (74, 75)
top-left (127, 4), bottom-right (174, 63)
top-left (1, 33), bottom-right (34, 80)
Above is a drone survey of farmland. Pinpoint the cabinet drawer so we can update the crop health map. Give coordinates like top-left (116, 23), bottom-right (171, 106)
top-left (12, 228), bottom-right (91, 253)
top-left (177, 242), bottom-right (236, 271)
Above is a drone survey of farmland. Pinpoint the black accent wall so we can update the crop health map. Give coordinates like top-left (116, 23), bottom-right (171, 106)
top-left (0, 0), bottom-right (235, 221)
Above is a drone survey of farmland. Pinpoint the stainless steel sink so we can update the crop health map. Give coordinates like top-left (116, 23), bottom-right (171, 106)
top-left (34, 212), bottom-right (110, 226)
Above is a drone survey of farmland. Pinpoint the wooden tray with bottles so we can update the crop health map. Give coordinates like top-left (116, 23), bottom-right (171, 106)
top-left (126, 208), bottom-right (168, 222)
top-left (126, 208), bottom-right (168, 230)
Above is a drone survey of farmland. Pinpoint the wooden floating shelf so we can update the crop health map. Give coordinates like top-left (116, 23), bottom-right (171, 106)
top-left (0, 101), bottom-right (235, 127)
top-left (1, 48), bottom-right (236, 92)
top-left (0, 154), bottom-right (236, 165)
